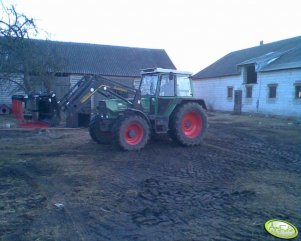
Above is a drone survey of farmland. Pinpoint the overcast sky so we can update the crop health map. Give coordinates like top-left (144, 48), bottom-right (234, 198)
top-left (3, 0), bottom-right (301, 73)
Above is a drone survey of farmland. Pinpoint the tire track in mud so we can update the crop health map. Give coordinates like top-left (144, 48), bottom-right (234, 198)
top-left (203, 123), bottom-right (301, 174)
top-left (103, 122), bottom-right (301, 240)
top-left (0, 161), bottom-right (49, 240)
top-left (1, 118), bottom-right (300, 241)
top-left (112, 174), bottom-right (260, 240)
top-left (0, 156), bottom-right (98, 241)
top-left (31, 158), bottom-right (113, 241)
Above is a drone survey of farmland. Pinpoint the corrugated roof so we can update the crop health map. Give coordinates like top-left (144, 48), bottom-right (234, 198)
top-left (260, 47), bottom-right (301, 72)
top-left (4, 38), bottom-right (176, 77)
top-left (192, 36), bottom-right (301, 79)
top-left (45, 40), bottom-right (176, 76)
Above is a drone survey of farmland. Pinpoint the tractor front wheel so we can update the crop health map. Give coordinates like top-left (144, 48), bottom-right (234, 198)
top-left (89, 116), bottom-right (112, 144)
top-left (170, 102), bottom-right (208, 146)
top-left (115, 115), bottom-right (150, 151)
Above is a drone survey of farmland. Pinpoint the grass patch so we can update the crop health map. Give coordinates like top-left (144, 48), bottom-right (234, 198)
top-left (0, 115), bottom-right (18, 128)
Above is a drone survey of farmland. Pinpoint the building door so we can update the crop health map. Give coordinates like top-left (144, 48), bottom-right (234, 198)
top-left (234, 90), bottom-right (242, 114)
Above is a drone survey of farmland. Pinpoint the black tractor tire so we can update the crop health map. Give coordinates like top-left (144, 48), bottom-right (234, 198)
top-left (89, 117), bottom-right (112, 144)
top-left (169, 102), bottom-right (208, 146)
top-left (114, 114), bottom-right (150, 151)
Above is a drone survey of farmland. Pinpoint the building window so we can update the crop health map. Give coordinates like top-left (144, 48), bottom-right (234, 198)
top-left (295, 84), bottom-right (301, 99)
top-left (246, 85), bottom-right (252, 98)
top-left (227, 86), bottom-right (233, 98)
top-left (268, 84), bottom-right (277, 98)
top-left (245, 65), bottom-right (257, 84)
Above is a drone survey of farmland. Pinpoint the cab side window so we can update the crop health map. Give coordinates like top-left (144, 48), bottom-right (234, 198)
top-left (176, 75), bottom-right (192, 97)
top-left (159, 75), bottom-right (175, 96)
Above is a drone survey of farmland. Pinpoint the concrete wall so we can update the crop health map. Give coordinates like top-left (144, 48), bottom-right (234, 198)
top-left (193, 68), bottom-right (301, 117)
top-left (193, 74), bottom-right (242, 111)
top-left (256, 69), bottom-right (301, 117)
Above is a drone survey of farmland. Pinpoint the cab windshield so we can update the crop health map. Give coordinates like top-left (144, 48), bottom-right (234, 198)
top-left (140, 74), bottom-right (158, 95)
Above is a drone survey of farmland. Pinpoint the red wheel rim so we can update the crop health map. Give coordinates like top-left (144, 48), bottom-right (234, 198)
top-left (124, 122), bottom-right (144, 145)
top-left (181, 112), bottom-right (203, 138)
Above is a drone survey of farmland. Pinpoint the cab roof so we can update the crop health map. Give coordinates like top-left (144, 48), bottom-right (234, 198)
top-left (141, 68), bottom-right (192, 76)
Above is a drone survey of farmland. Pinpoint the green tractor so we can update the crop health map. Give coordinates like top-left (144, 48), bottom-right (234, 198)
top-left (88, 68), bottom-right (208, 151)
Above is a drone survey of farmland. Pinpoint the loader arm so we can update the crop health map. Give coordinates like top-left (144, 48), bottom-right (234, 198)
top-left (58, 75), bottom-right (141, 113)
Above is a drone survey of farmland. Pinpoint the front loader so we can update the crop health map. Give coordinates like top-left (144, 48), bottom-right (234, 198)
top-left (12, 68), bottom-right (208, 151)
top-left (87, 68), bottom-right (208, 151)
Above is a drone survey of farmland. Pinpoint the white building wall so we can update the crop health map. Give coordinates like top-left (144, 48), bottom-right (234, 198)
top-left (257, 69), bottom-right (301, 117)
top-left (193, 75), bottom-right (242, 111)
top-left (193, 68), bottom-right (301, 117)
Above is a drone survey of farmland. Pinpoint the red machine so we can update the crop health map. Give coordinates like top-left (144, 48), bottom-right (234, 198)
top-left (12, 92), bottom-right (60, 128)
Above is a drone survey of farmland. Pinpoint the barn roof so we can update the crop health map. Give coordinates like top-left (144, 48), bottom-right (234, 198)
top-left (1, 38), bottom-right (176, 77)
top-left (38, 40), bottom-right (176, 77)
top-left (192, 36), bottom-right (301, 79)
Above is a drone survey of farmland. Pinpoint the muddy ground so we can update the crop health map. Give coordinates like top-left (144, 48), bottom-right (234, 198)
top-left (0, 112), bottom-right (300, 241)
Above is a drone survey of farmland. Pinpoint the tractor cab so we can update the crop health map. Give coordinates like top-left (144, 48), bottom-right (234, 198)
top-left (140, 68), bottom-right (193, 97)
top-left (139, 68), bottom-right (194, 115)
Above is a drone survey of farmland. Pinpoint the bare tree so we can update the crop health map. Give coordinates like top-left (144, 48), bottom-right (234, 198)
top-left (0, 2), bottom-right (63, 94)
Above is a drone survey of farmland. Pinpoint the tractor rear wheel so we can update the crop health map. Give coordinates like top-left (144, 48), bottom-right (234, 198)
top-left (114, 114), bottom-right (150, 151)
top-left (169, 102), bottom-right (207, 146)
top-left (89, 116), bottom-right (112, 144)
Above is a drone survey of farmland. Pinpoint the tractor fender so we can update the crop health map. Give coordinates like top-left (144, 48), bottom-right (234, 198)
top-left (122, 108), bottom-right (151, 126)
top-left (196, 99), bottom-right (207, 110)
top-left (178, 99), bottom-right (207, 110)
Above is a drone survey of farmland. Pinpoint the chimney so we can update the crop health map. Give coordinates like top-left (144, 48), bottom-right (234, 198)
top-left (260, 40), bottom-right (264, 46)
